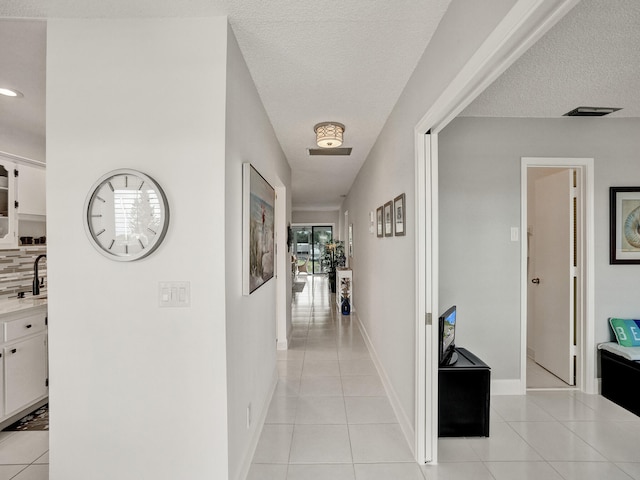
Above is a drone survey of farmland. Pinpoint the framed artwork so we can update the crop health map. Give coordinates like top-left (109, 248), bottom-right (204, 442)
top-left (610, 186), bottom-right (640, 264)
top-left (376, 206), bottom-right (383, 238)
top-left (348, 223), bottom-right (353, 257)
top-left (384, 201), bottom-right (393, 237)
top-left (394, 193), bottom-right (406, 236)
top-left (243, 163), bottom-right (275, 294)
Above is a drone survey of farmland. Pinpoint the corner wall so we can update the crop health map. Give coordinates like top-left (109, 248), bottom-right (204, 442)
top-left (224, 25), bottom-right (292, 480)
top-left (340, 0), bottom-right (518, 445)
top-left (47, 18), bottom-right (229, 480)
top-left (439, 116), bottom-right (640, 381)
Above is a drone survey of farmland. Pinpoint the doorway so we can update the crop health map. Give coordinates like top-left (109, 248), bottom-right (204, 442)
top-left (291, 225), bottom-right (333, 275)
top-left (521, 158), bottom-right (595, 393)
top-left (527, 167), bottom-right (577, 388)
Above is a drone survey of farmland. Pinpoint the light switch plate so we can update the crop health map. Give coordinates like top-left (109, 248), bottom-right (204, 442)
top-left (159, 281), bottom-right (191, 307)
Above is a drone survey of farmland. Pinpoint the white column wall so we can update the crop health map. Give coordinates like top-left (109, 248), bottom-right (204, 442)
top-left (224, 25), bottom-right (292, 480)
top-left (47, 18), bottom-right (229, 480)
top-left (339, 0), bottom-right (518, 445)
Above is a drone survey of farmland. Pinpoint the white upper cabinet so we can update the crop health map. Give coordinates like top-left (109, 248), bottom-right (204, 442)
top-left (0, 152), bottom-right (46, 248)
top-left (17, 163), bottom-right (46, 217)
top-left (0, 160), bottom-right (17, 248)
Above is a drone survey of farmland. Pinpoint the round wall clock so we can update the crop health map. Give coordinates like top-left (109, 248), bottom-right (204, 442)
top-left (84, 169), bottom-right (170, 261)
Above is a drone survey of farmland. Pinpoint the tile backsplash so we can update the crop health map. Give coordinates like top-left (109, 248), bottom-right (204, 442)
top-left (0, 246), bottom-right (47, 298)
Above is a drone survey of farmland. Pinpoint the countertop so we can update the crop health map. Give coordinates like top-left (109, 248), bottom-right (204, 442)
top-left (0, 296), bottom-right (47, 316)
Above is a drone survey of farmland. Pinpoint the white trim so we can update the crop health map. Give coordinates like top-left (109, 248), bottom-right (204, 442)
top-left (415, 0), bottom-right (580, 135)
top-left (520, 158), bottom-right (596, 395)
top-left (413, 0), bottom-right (579, 464)
top-left (276, 185), bottom-right (289, 349)
top-left (0, 150), bottom-right (45, 168)
top-left (414, 132), bottom-right (429, 462)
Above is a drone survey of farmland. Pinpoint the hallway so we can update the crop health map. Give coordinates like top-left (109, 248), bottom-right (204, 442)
top-left (248, 275), bottom-right (640, 480)
top-left (248, 274), bottom-right (421, 479)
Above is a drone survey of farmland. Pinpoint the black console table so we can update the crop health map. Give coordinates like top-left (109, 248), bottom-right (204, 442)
top-left (438, 347), bottom-right (490, 437)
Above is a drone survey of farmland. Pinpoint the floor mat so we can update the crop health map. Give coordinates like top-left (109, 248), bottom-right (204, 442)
top-left (3, 404), bottom-right (48, 431)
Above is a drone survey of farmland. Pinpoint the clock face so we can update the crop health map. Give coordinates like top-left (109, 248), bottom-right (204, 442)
top-left (84, 169), bottom-right (169, 261)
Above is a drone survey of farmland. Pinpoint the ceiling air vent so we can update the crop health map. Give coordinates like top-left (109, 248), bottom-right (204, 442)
top-left (307, 147), bottom-right (352, 156)
top-left (563, 106), bottom-right (622, 117)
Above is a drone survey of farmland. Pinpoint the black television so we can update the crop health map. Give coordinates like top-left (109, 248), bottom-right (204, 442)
top-left (439, 305), bottom-right (458, 366)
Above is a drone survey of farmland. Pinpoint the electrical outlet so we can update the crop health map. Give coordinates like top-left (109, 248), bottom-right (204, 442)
top-left (246, 403), bottom-right (252, 429)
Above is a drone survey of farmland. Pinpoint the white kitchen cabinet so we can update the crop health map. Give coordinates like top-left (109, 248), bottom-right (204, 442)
top-left (0, 306), bottom-right (48, 424)
top-left (17, 163), bottom-right (46, 218)
top-left (0, 159), bottom-right (18, 248)
top-left (4, 333), bottom-right (47, 415)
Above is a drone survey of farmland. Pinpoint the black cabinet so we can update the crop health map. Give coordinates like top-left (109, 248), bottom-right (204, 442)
top-left (600, 348), bottom-right (640, 417)
top-left (438, 347), bottom-right (490, 437)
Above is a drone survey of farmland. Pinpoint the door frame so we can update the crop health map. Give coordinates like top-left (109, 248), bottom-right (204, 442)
top-left (413, 0), bottom-right (580, 464)
top-left (520, 158), bottom-right (596, 394)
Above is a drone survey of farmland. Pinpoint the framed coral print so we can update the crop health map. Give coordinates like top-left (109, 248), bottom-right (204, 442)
top-left (243, 163), bottom-right (275, 294)
top-left (376, 206), bottom-right (383, 238)
top-left (394, 193), bottom-right (405, 236)
top-left (610, 186), bottom-right (640, 264)
top-left (384, 201), bottom-right (393, 237)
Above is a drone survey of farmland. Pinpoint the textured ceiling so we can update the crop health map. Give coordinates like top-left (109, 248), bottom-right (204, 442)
top-left (0, 0), bottom-right (451, 211)
top-left (461, 0), bottom-right (640, 118)
top-left (2, 0), bottom-right (638, 211)
top-left (0, 19), bottom-right (46, 150)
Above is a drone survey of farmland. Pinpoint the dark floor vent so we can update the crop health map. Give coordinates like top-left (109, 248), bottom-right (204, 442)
top-left (307, 147), bottom-right (352, 156)
top-left (563, 106), bottom-right (621, 117)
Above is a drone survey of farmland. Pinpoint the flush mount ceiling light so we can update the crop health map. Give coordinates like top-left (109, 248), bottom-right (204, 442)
top-left (564, 106), bottom-right (621, 117)
top-left (0, 87), bottom-right (23, 98)
top-left (314, 122), bottom-right (345, 148)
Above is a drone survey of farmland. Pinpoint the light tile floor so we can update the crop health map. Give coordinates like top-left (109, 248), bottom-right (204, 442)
top-left (0, 431), bottom-right (48, 480)
top-left (527, 357), bottom-right (571, 389)
top-left (250, 274), bottom-right (640, 480)
top-left (3, 276), bottom-right (640, 480)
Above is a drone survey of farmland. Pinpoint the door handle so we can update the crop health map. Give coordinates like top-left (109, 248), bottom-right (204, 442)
top-left (531, 278), bottom-right (540, 284)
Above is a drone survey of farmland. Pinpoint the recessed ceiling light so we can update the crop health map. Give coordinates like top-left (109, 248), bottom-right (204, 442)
top-left (0, 88), bottom-right (23, 98)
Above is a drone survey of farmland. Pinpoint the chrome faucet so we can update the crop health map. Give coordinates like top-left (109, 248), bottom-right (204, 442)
top-left (32, 254), bottom-right (47, 296)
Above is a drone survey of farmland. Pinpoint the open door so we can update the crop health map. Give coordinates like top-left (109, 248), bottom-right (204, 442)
top-left (530, 169), bottom-right (576, 385)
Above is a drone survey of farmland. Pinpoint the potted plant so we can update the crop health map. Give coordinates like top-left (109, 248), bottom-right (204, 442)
top-left (320, 240), bottom-right (346, 293)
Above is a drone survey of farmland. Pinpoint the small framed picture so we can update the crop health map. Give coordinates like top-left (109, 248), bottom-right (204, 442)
top-left (610, 186), bottom-right (640, 264)
top-left (384, 201), bottom-right (393, 237)
top-left (376, 206), bottom-right (383, 238)
top-left (394, 193), bottom-right (405, 236)
top-left (348, 223), bottom-right (353, 257)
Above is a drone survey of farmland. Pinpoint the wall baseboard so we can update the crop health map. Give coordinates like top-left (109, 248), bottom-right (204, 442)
top-left (355, 314), bottom-right (415, 457)
top-left (235, 367), bottom-right (278, 480)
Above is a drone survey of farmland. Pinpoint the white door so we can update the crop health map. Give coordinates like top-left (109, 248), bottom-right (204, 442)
top-left (531, 169), bottom-right (575, 385)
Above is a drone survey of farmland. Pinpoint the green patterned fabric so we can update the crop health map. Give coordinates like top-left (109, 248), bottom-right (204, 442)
top-left (610, 318), bottom-right (640, 347)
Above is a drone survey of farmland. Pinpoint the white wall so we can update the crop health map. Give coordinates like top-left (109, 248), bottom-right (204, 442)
top-left (224, 25), bottom-right (292, 480)
top-left (292, 209), bottom-right (339, 229)
top-left (47, 18), bottom-right (230, 480)
top-left (439, 116), bottom-right (640, 381)
top-left (340, 0), bottom-right (518, 445)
